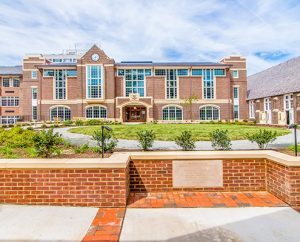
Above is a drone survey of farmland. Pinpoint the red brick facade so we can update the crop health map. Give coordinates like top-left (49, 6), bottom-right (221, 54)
top-left (130, 159), bottom-right (266, 192)
top-left (0, 44), bottom-right (248, 123)
top-left (0, 167), bottom-right (129, 207)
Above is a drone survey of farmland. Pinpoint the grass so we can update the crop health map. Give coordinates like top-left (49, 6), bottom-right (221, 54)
top-left (69, 123), bottom-right (290, 141)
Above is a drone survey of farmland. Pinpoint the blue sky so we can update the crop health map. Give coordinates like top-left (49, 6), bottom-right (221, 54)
top-left (0, 0), bottom-right (300, 74)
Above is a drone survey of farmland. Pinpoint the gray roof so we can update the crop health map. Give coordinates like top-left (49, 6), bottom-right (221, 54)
top-left (116, 61), bottom-right (230, 67)
top-left (0, 66), bottom-right (22, 75)
top-left (248, 56), bottom-right (300, 100)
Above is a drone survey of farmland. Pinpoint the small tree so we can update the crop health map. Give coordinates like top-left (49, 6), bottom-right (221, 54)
top-left (182, 94), bottom-right (198, 121)
top-left (210, 129), bottom-right (232, 150)
top-left (246, 129), bottom-right (277, 149)
top-left (32, 128), bottom-right (63, 158)
top-left (92, 128), bottom-right (118, 153)
top-left (137, 130), bottom-right (156, 151)
top-left (175, 131), bottom-right (195, 151)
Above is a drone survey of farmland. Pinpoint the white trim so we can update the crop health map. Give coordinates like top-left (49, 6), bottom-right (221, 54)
top-left (199, 105), bottom-right (221, 121)
top-left (85, 105), bottom-right (108, 119)
top-left (85, 64), bottom-right (104, 99)
top-left (161, 104), bottom-right (183, 109)
top-left (231, 69), bottom-right (239, 78)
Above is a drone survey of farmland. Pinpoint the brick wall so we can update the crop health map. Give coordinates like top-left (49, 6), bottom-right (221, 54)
top-left (266, 160), bottom-right (300, 208)
top-left (0, 167), bottom-right (129, 207)
top-left (130, 159), bottom-right (266, 192)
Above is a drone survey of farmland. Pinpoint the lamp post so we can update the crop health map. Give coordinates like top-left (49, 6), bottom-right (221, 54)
top-left (288, 124), bottom-right (298, 156)
top-left (101, 125), bottom-right (112, 158)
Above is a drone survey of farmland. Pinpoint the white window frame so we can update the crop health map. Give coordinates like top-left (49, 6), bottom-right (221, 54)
top-left (162, 105), bottom-right (183, 121)
top-left (123, 69), bottom-right (146, 97)
top-left (50, 106), bottom-right (71, 121)
top-left (284, 94), bottom-right (293, 110)
top-left (31, 70), bottom-right (37, 79)
top-left (199, 105), bottom-right (220, 121)
top-left (86, 65), bottom-right (104, 99)
top-left (249, 100), bottom-right (255, 119)
top-left (85, 105), bottom-right (107, 119)
top-left (264, 98), bottom-right (271, 111)
top-left (231, 70), bottom-right (239, 78)
top-left (165, 69), bottom-right (178, 100)
top-left (202, 69), bottom-right (215, 99)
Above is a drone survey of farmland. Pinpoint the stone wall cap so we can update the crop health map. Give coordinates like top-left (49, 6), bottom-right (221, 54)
top-left (128, 150), bottom-right (300, 167)
top-left (0, 152), bottom-right (130, 169)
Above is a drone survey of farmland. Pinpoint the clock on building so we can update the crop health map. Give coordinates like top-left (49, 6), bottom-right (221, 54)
top-left (91, 53), bottom-right (100, 61)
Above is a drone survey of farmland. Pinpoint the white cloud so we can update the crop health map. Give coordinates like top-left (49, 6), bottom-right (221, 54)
top-left (0, 0), bottom-right (299, 74)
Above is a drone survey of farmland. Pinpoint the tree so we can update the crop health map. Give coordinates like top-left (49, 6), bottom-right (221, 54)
top-left (210, 129), bottom-right (232, 150)
top-left (92, 128), bottom-right (118, 153)
top-left (175, 131), bottom-right (196, 151)
top-left (246, 129), bottom-right (277, 149)
top-left (137, 130), bottom-right (156, 151)
top-left (182, 94), bottom-right (199, 121)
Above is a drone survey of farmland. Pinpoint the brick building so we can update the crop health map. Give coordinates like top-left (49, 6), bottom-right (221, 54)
top-left (248, 56), bottom-right (300, 125)
top-left (0, 45), bottom-right (247, 124)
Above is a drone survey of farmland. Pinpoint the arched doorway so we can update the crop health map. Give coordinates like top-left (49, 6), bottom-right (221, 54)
top-left (124, 106), bottom-right (147, 122)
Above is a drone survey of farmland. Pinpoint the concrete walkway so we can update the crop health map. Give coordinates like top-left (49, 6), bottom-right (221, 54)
top-left (0, 205), bottom-right (98, 241)
top-left (120, 207), bottom-right (300, 241)
top-left (54, 127), bottom-right (299, 150)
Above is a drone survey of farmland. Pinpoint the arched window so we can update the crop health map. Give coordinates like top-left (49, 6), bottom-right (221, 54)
top-left (199, 106), bottom-right (220, 120)
top-left (162, 106), bottom-right (183, 120)
top-left (50, 106), bottom-right (71, 121)
top-left (86, 106), bottom-right (107, 119)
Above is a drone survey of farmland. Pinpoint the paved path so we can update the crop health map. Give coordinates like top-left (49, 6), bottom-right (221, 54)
top-left (0, 205), bottom-right (98, 241)
top-left (54, 127), bottom-right (299, 150)
top-left (120, 207), bottom-right (300, 242)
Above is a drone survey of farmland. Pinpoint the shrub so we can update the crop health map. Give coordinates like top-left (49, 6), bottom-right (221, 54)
top-left (32, 128), bottom-right (63, 158)
top-left (86, 119), bottom-right (103, 126)
top-left (63, 120), bottom-right (73, 126)
top-left (73, 144), bottom-right (90, 154)
top-left (175, 131), bottom-right (195, 151)
top-left (0, 127), bottom-right (35, 148)
top-left (92, 128), bottom-right (118, 153)
top-left (210, 129), bottom-right (232, 150)
top-left (41, 124), bottom-right (47, 129)
top-left (246, 129), bottom-right (277, 149)
top-left (289, 145), bottom-right (300, 152)
top-left (75, 119), bottom-right (84, 126)
top-left (137, 130), bottom-right (156, 151)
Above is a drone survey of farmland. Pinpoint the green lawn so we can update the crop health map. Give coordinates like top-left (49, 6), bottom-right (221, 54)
top-left (69, 123), bottom-right (290, 141)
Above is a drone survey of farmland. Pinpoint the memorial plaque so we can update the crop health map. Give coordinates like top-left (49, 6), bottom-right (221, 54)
top-left (173, 160), bottom-right (223, 188)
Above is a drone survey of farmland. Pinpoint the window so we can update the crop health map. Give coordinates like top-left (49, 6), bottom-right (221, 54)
top-left (162, 106), bottom-right (183, 120)
top-left (177, 69), bottom-right (188, 76)
top-left (32, 106), bottom-right (37, 120)
top-left (13, 78), bottom-right (20, 87)
top-left (55, 70), bottom-right (66, 100)
top-left (145, 69), bottom-right (152, 76)
top-left (264, 98), bottom-right (271, 111)
top-left (1, 97), bottom-right (19, 106)
top-left (284, 94), bottom-right (293, 110)
top-left (166, 69), bottom-right (178, 99)
top-left (1, 116), bottom-right (20, 124)
top-left (50, 106), bottom-right (71, 121)
top-left (43, 69), bottom-right (54, 77)
top-left (124, 69), bottom-right (145, 97)
top-left (155, 69), bottom-right (166, 76)
top-left (118, 69), bottom-right (125, 76)
top-left (233, 87), bottom-right (239, 99)
top-left (86, 65), bottom-right (103, 99)
top-left (203, 69), bottom-right (214, 99)
top-left (2, 78), bottom-right (10, 87)
top-left (191, 69), bottom-right (202, 76)
top-left (234, 105), bottom-right (239, 119)
top-left (199, 106), bottom-right (220, 120)
top-left (66, 69), bottom-right (77, 77)
top-left (31, 71), bottom-right (37, 79)
top-left (32, 88), bottom-right (37, 100)
top-left (214, 69), bottom-right (225, 76)
top-left (231, 70), bottom-right (239, 78)
top-left (249, 101), bottom-right (255, 118)
top-left (86, 106), bottom-right (107, 118)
